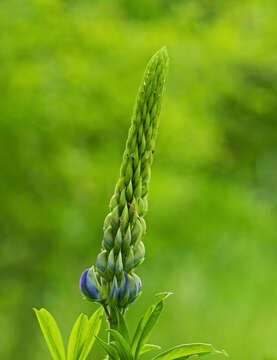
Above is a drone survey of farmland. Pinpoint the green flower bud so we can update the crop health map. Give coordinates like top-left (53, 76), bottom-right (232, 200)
top-left (115, 251), bottom-right (123, 276)
top-left (103, 226), bottom-right (114, 250)
top-left (133, 166), bottom-right (141, 189)
top-left (109, 194), bottom-right (118, 210)
top-left (109, 276), bottom-right (118, 304)
top-left (103, 212), bottom-right (112, 229)
top-left (96, 250), bottom-right (107, 274)
top-left (137, 198), bottom-right (144, 215)
top-left (125, 161), bottom-right (133, 185)
top-left (140, 217), bottom-right (147, 235)
top-left (120, 204), bottom-right (129, 230)
top-left (126, 181), bottom-right (133, 202)
top-left (128, 198), bottom-right (137, 224)
top-left (124, 247), bottom-right (134, 272)
top-left (134, 241), bottom-right (145, 266)
top-left (142, 197), bottom-right (148, 214)
top-left (132, 147), bottom-right (139, 167)
top-left (113, 178), bottom-right (124, 199)
top-left (119, 286), bottom-right (130, 307)
top-left (114, 228), bottom-right (123, 252)
top-left (131, 219), bottom-right (142, 245)
top-left (107, 249), bottom-right (115, 277)
top-left (127, 273), bottom-right (142, 303)
top-left (123, 226), bottom-right (131, 253)
top-left (119, 188), bottom-right (126, 210)
top-left (111, 206), bottom-right (120, 227)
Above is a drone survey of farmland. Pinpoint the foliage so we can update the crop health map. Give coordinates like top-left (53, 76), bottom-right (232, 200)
top-left (34, 307), bottom-right (104, 360)
top-left (35, 295), bottom-right (226, 360)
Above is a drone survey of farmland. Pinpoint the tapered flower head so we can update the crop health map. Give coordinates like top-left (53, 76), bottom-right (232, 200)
top-left (80, 47), bottom-right (168, 311)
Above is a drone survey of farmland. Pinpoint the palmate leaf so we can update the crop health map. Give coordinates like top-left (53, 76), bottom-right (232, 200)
top-left (152, 343), bottom-right (227, 360)
top-left (131, 292), bottom-right (172, 360)
top-left (34, 308), bottom-right (66, 360)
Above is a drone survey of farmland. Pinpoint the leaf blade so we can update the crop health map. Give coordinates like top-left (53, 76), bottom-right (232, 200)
top-left (152, 343), bottom-right (226, 360)
top-left (141, 344), bottom-right (161, 355)
top-left (95, 336), bottom-right (120, 360)
top-left (33, 308), bottom-right (66, 360)
top-left (67, 313), bottom-right (88, 360)
top-left (108, 329), bottom-right (132, 360)
top-left (79, 307), bottom-right (104, 360)
top-left (132, 292), bottom-right (172, 360)
top-left (114, 308), bottom-right (130, 344)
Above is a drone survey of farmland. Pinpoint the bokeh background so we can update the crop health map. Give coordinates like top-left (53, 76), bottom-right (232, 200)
top-left (1, 0), bottom-right (277, 359)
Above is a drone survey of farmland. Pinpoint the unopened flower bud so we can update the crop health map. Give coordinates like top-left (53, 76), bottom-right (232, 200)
top-left (109, 194), bottom-right (118, 209)
top-left (122, 226), bottom-right (131, 253)
top-left (128, 198), bottom-right (137, 223)
top-left (103, 226), bottom-right (114, 250)
top-left (126, 181), bottom-right (133, 202)
top-left (138, 198), bottom-right (145, 215)
top-left (125, 161), bottom-right (133, 185)
top-left (124, 247), bottom-right (134, 272)
top-left (127, 273), bottom-right (142, 303)
top-left (107, 249), bottom-right (115, 277)
top-left (118, 272), bottom-right (128, 300)
top-left (110, 276), bottom-right (118, 303)
top-left (80, 266), bottom-right (101, 302)
top-left (131, 219), bottom-right (142, 245)
top-left (140, 217), bottom-right (147, 234)
top-left (96, 250), bottom-right (107, 274)
top-left (119, 189), bottom-right (126, 210)
top-left (120, 204), bottom-right (129, 229)
top-left (115, 251), bottom-right (123, 275)
top-left (133, 241), bottom-right (145, 266)
top-left (114, 228), bottom-right (123, 252)
top-left (111, 206), bottom-right (120, 227)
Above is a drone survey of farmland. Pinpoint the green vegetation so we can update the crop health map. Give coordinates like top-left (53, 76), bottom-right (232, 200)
top-left (1, 0), bottom-right (277, 360)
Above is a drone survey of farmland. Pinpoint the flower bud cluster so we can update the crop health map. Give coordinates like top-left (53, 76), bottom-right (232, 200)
top-left (80, 266), bottom-right (142, 306)
top-left (80, 48), bottom-right (169, 309)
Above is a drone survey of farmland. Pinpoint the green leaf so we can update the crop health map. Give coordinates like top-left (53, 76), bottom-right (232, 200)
top-left (33, 308), bottom-right (66, 360)
top-left (140, 344), bottom-right (161, 355)
top-left (108, 329), bottom-right (132, 360)
top-left (95, 336), bottom-right (120, 360)
top-left (154, 292), bottom-right (173, 303)
top-left (67, 313), bottom-right (89, 360)
top-left (79, 307), bottom-right (104, 360)
top-left (131, 292), bottom-right (172, 360)
top-left (152, 343), bottom-right (227, 360)
top-left (114, 308), bottom-right (130, 343)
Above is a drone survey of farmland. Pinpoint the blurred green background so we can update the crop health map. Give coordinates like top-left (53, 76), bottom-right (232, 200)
top-left (1, 0), bottom-right (277, 359)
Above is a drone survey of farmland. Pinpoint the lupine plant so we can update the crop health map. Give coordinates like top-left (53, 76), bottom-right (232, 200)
top-left (34, 48), bottom-right (227, 360)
